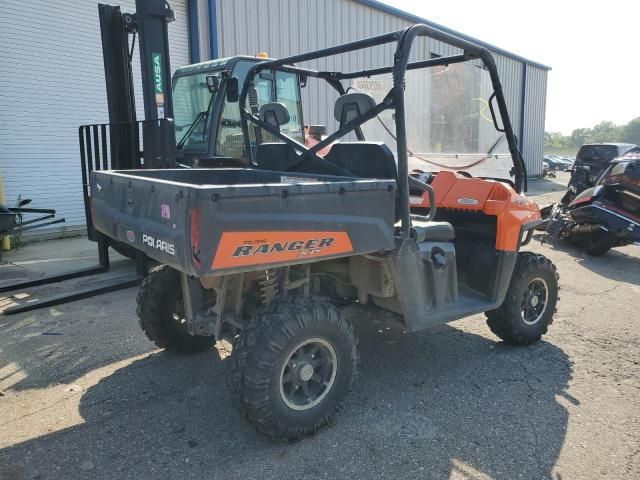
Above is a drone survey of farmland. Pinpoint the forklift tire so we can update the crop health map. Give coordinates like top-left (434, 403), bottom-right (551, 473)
top-left (227, 296), bottom-right (358, 440)
top-left (485, 252), bottom-right (559, 346)
top-left (136, 265), bottom-right (215, 354)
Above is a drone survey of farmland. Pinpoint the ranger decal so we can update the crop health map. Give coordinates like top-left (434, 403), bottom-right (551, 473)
top-left (212, 232), bottom-right (353, 269)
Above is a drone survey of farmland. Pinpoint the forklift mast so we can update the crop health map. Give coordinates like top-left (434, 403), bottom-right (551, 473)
top-left (96, 0), bottom-right (176, 170)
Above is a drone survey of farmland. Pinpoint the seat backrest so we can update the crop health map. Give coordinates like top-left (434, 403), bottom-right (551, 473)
top-left (334, 92), bottom-right (376, 129)
top-left (256, 142), bottom-right (350, 176)
top-left (325, 142), bottom-right (397, 179)
top-left (255, 142), bottom-right (296, 171)
top-left (259, 102), bottom-right (290, 132)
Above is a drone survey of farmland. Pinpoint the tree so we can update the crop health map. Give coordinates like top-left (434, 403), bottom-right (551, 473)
top-left (590, 121), bottom-right (623, 143)
top-left (544, 131), bottom-right (569, 149)
top-left (570, 128), bottom-right (591, 148)
top-left (546, 117), bottom-right (640, 153)
top-left (622, 117), bottom-right (640, 144)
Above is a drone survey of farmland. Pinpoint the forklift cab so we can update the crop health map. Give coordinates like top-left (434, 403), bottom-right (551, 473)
top-left (172, 56), bottom-right (306, 168)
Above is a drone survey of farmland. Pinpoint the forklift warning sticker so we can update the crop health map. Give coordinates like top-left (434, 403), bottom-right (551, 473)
top-left (212, 232), bottom-right (353, 269)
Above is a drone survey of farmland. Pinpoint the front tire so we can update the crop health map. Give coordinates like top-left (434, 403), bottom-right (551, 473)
top-left (228, 297), bottom-right (358, 440)
top-left (136, 265), bottom-right (215, 353)
top-left (486, 252), bottom-right (559, 345)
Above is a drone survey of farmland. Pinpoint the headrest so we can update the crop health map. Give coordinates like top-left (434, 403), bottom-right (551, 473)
top-left (334, 92), bottom-right (377, 124)
top-left (259, 102), bottom-right (290, 129)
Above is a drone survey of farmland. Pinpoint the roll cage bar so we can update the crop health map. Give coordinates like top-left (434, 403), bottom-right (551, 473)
top-left (238, 24), bottom-right (527, 239)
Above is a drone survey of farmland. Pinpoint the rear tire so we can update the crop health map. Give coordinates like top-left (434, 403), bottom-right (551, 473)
top-left (136, 265), bottom-right (215, 354)
top-left (227, 296), bottom-right (358, 440)
top-left (584, 231), bottom-right (614, 256)
top-left (486, 252), bottom-right (559, 346)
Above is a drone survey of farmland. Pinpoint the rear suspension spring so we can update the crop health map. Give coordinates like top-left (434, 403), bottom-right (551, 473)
top-left (259, 269), bottom-right (279, 304)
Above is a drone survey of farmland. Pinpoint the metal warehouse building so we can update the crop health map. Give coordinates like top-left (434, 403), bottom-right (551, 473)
top-left (0, 0), bottom-right (549, 235)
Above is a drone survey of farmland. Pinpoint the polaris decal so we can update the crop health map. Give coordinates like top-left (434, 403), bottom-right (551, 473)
top-left (212, 232), bottom-right (353, 269)
top-left (142, 233), bottom-right (175, 256)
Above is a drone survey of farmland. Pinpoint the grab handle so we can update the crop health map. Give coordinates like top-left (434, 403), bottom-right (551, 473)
top-left (408, 176), bottom-right (436, 221)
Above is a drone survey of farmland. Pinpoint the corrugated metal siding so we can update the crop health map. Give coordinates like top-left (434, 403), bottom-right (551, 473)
top-left (494, 55), bottom-right (523, 147)
top-left (0, 0), bottom-right (190, 230)
top-left (522, 66), bottom-right (547, 177)
top-left (213, 0), bottom-right (543, 174)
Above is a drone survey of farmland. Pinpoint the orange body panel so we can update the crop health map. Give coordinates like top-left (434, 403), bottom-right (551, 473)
top-left (212, 231), bottom-right (353, 269)
top-left (410, 171), bottom-right (540, 251)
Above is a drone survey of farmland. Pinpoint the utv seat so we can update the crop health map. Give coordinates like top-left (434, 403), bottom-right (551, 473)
top-left (257, 95), bottom-right (397, 180)
top-left (256, 103), bottom-right (347, 175)
top-left (259, 102), bottom-right (289, 131)
top-left (324, 142), bottom-right (397, 179)
top-left (410, 219), bottom-right (455, 242)
top-left (256, 142), bottom-right (349, 176)
top-left (322, 92), bottom-right (397, 179)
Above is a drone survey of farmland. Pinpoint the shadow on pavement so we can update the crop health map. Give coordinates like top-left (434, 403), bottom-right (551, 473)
top-left (0, 309), bottom-right (574, 480)
top-left (534, 232), bottom-right (640, 286)
top-left (0, 290), bottom-right (153, 392)
top-left (528, 177), bottom-right (568, 196)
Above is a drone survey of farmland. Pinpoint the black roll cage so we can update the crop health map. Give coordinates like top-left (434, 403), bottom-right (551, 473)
top-left (238, 24), bottom-right (527, 239)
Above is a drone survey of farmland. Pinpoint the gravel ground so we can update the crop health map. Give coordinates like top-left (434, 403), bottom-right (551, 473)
top-left (0, 176), bottom-right (638, 480)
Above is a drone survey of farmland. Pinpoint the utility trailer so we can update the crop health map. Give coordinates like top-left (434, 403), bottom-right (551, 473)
top-left (91, 24), bottom-right (559, 440)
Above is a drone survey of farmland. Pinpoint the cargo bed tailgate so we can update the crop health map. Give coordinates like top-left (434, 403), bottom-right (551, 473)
top-left (90, 168), bottom-right (396, 277)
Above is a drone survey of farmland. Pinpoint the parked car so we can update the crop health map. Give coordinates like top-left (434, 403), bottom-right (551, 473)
top-left (573, 143), bottom-right (637, 182)
top-left (544, 156), bottom-right (573, 171)
top-left (542, 161), bottom-right (556, 178)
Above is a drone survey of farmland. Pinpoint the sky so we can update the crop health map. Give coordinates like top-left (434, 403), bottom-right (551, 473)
top-left (381, 0), bottom-right (640, 135)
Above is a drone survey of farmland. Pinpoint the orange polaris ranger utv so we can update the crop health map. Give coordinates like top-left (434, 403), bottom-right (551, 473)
top-left (90, 24), bottom-right (559, 440)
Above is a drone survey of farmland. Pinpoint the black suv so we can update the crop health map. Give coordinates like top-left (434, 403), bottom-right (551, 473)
top-left (574, 143), bottom-right (637, 182)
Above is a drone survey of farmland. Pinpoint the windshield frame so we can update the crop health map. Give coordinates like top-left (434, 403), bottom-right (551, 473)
top-left (238, 25), bottom-right (525, 238)
top-left (172, 68), bottom-right (224, 153)
top-left (172, 57), bottom-right (259, 158)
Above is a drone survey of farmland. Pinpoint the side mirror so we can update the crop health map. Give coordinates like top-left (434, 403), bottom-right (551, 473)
top-left (206, 75), bottom-right (220, 93)
top-left (226, 77), bottom-right (239, 103)
top-left (299, 74), bottom-right (308, 88)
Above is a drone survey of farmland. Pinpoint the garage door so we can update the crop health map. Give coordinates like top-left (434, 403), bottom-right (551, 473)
top-left (0, 0), bottom-right (190, 232)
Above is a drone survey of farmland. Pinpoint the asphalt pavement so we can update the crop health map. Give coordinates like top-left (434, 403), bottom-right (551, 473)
top-left (0, 175), bottom-right (638, 479)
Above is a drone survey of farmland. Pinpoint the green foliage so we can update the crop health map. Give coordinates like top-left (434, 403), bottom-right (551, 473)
top-left (545, 117), bottom-right (640, 152)
top-left (622, 118), bottom-right (640, 144)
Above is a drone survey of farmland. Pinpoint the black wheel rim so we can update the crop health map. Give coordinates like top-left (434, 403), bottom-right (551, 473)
top-left (521, 278), bottom-right (549, 325)
top-left (279, 338), bottom-right (337, 411)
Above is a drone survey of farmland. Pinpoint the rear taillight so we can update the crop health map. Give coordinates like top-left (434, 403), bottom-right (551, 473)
top-left (191, 209), bottom-right (201, 268)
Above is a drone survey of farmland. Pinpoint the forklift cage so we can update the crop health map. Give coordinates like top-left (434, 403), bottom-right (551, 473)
top-left (238, 24), bottom-right (527, 239)
top-left (79, 118), bottom-right (176, 239)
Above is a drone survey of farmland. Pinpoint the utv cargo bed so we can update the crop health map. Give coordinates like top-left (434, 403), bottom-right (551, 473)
top-left (90, 168), bottom-right (396, 277)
